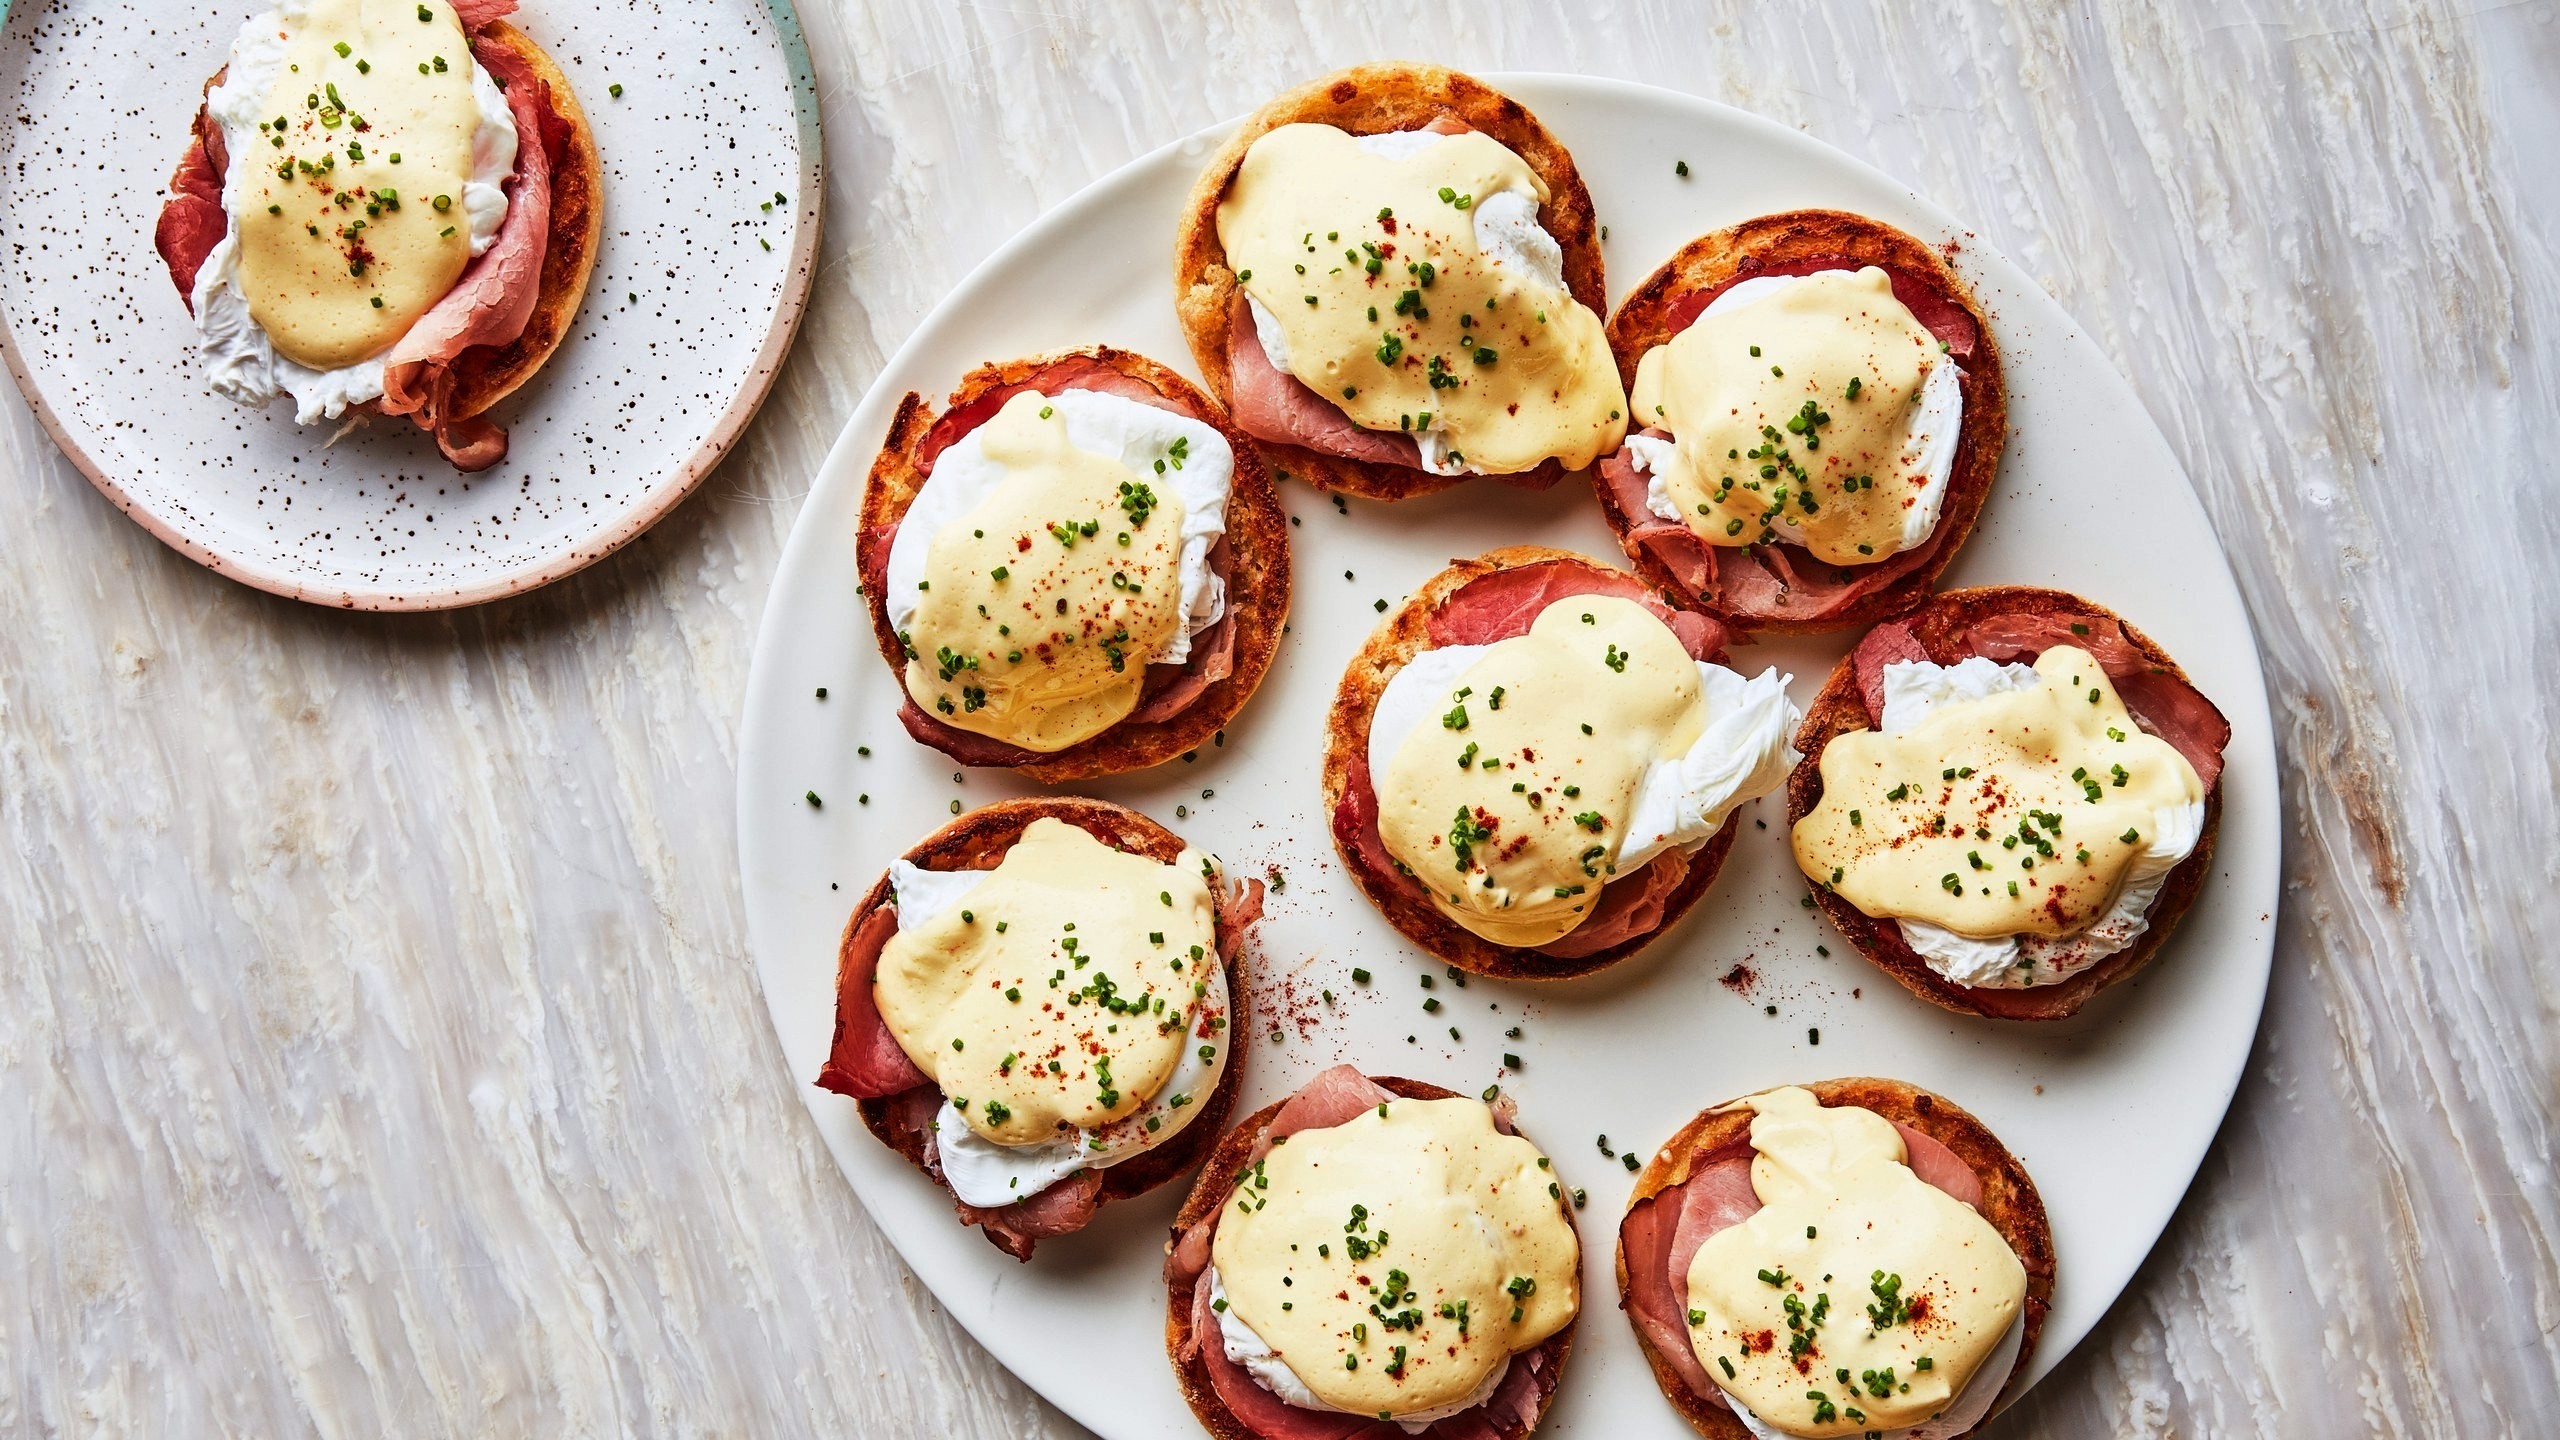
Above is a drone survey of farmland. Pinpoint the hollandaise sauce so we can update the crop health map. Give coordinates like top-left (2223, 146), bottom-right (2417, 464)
top-left (1212, 1095), bottom-right (1579, 1419)
top-left (1686, 1088), bottom-right (2025, 1437)
top-left (1631, 268), bottom-right (1943, 564)
top-left (900, 392), bottom-right (1191, 752)
top-left (1375, 595), bottom-right (1703, 948)
top-left (1792, 646), bottom-right (2203, 940)
top-left (238, 0), bottom-right (485, 369)
top-left (873, 819), bottom-right (1219, 1147)
top-left (1217, 124), bottom-right (1626, 473)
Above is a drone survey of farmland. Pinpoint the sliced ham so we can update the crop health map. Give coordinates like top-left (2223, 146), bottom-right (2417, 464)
top-left (1224, 289), bottom-right (1426, 469)
top-left (1960, 611), bottom-right (2231, 789)
top-left (813, 905), bottom-right (930, 1099)
top-left (954, 1166), bottom-right (1107, 1263)
top-left (448, 0), bottom-right (519, 28)
top-left (1261, 1064), bottom-right (1397, 1152)
top-left (1619, 1118), bottom-right (1985, 1411)
top-left (1606, 252), bottom-right (1983, 625)
top-left (912, 357), bottom-right (1180, 470)
top-left (1662, 256), bottom-right (1980, 363)
top-left (874, 361), bottom-right (1242, 764)
top-left (1602, 436), bottom-right (1949, 625)
top-left (1849, 612), bottom-right (2230, 790)
top-left (1422, 556), bottom-right (1727, 661)
top-left (378, 35), bottom-right (566, 470)
top-left (154, 111), bottom-right (227, 311)
top-left (1534, 847), bottom-right (1691, 960)
top-left (1175, 1066), bottom-right (1565, 1440)
top-left (1848, 618), bottom-right (1931, 720)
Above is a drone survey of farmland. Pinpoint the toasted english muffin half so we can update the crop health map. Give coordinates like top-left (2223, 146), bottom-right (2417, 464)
top-left (1164, 1074), bottom-right (1579, 1440)
top-left (854, 346), bottom-right (1291, 782)
top-left (1617, 1077), bottom-right (2053, 1440)
top-left (1173, 63), bottom-right (1607, 501)
top-left (1319, 545), bottom-right (1742, 980)
top-left (1599, 209), bottom-right (2004, 636)
top-left (1787, 586), bottom-right (2226, 1020)
top-left (820, 797), bottom-right (1257, 1261)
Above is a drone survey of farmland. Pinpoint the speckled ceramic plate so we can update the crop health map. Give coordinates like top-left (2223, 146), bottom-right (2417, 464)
top-left (738, 77), bottom-right (2279, 1440)
top-left (0, 0), bottom-right (821, 609)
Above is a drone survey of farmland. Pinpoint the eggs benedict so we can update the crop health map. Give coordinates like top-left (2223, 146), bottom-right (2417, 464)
top-left (815, 797), bottom-right (1265, 1259)
top-left (1175, 64), bottom-right (1627, 501)
top-left (1787, 588), bottom-right (2231, 1020)
top-left (1617, 1079), bottom-right (2053, 1440)
top-left (154, 0), bottom-right (601, 471)
top-left (857, 348), bottom-right (1291, 780)
top-left (1597, 211), bottom-right (2003, 634)
top-left (1165, 1066), bottom-right (1581, 1438)
top-left (1323, 547), bottom-right (1800, 978)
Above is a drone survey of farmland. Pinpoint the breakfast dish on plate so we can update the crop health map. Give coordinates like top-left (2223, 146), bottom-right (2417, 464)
top-left (1596, 211), bottom-right (2002, 634)
top-left (1788, 587), bottom-right (2231, 1019)
top-left (153, 0), bottom-right (601, 471)
top-left (1322, 546), bottom-right (1799, 978)
top-left (1165, 1065), bottom-right (1580, 1439)
top-left (855, 347), bottom-right (1290, 780)
top-left (1174, 63), bottom-right (1627, 501)
top-left (1617, 1080), bottom-right (2053, 1440)
top-left (814, 797), bottom-right (1264, 1260)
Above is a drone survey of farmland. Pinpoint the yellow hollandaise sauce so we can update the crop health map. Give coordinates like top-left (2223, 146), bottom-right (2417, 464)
top-left (1630, 268), bottom-right (1940, 565)
top-left (1686, 1088), bottom-right (2025, 1437)
top-left (874, 818), bottom-right (1219, 1146)
top-left (1216, 123), bottom-right (1626, 474)
top-left (1213, 1096), bottom-right (1579, 1419)
top-left (1792, 645), bottom-right (2202, 939)
top-left (901, 392), bottom-right (1190, 752)
top-left (239, 0), bottom-right (483, 369)
top-left (1376, 595), bottom-right (1702, 949)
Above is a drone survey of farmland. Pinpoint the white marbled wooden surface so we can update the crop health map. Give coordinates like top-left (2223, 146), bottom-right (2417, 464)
top-left (4, 1), bottom-right (2555, 1436)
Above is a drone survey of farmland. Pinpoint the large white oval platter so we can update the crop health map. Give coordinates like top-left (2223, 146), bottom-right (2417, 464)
top-left (738, 75), bottom-right (2277, 1439)
top-left (0, 0), bottom-right (822, 609)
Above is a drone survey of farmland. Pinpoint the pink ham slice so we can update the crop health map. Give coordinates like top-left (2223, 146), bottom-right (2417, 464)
top-left (814, 905), bottom-right (930, 1099)
top-left (1662, 257), bottom-right (1980, 363)
top-left (1224, 289), bottom-right (1426, 470)
top-left (1534, 845), bottom-right (1693, 961)
top-left (1332, 562), bottom-right (1723, 956)
top-left (868, 360), bottom-right (1243, 766)
top-left (154, 117), bottom-right (227, 310)
top-left (1170, 1066), bottom-right (1566, 1440)
top-left (1422, 556), bottom-right (1728, 662)
top-left (377, 33), bottom-right (564, 470)
top-left (1848, 613), bottom-right (2230, 790)
top-left (823, 867), bottom-right (1262, 1258)
top-left (1605, 255), bottom-right (1984, 625)
top-left (449, 0), bottom-right (520, 27)
top-left (1619, 1120), bottom-right (1983, 1412)
top-left (1599, 437), bottom-right (1949, 624)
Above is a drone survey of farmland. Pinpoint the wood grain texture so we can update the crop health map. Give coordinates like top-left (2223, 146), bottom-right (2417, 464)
top-left (3, 1), bottom-right (2552, 1437)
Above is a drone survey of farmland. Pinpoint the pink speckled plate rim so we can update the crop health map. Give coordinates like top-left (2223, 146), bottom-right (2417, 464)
top-left (0, 0), bottom-right (826, 612)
